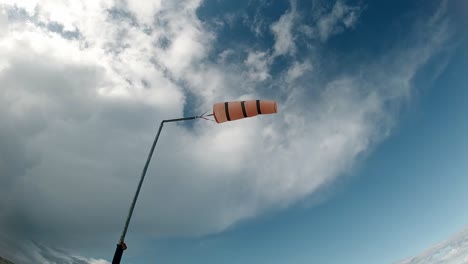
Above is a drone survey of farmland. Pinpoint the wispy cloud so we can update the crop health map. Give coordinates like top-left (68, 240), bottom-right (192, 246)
top-left (396, 226), bottom-right (468, 264)
top-left (314, 0), bottom-right (363, 42)
top-left (244, 50), bottom-right (272, 81)
top-left (270, 1), bottom-right (297, 56)
top-left (0, 235), bottom-right (109, 264)
top-left (270, 0), bottom-right (364, 57)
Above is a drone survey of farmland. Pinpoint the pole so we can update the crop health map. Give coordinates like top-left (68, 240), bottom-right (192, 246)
top-left (112, 116), bottom-right (199, 264)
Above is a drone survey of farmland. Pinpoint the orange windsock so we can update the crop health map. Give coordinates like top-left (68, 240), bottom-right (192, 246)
top-left (213, 100), bottom-right (277, 123)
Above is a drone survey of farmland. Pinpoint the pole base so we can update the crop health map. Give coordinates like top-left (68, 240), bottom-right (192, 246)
top-left (112, 242), bottom-right (127, 264)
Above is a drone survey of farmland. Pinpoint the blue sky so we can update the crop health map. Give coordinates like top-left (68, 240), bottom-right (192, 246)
top-left (0, 0), bottom-right (466, 264)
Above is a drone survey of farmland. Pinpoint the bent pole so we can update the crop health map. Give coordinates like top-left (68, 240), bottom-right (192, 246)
top-left (112, 116), bottom-right (198, 264)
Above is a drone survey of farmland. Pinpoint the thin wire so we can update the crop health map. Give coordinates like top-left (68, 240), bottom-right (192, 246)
top-left (200, 116), bottom-right (216, 123)
top-left (199, 110), bottom-right (210, 117)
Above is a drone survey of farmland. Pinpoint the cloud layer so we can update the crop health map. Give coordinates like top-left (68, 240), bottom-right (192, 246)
top-left (396, 226), bottom-right (468, 264)
top-left (0, 0), bottom-right (454, 262)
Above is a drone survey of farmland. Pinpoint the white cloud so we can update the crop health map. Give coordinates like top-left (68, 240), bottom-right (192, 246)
top-left (244, 50), bottom-right (272, 81)
top-left (305, 0), bottom-right (363, 42)
top-left (271, 4), bottom-right (296, 56)
top-left (0, 0), bottom-right (454, 263)
top-left (0, 6), bottom-right (7, 36)
top-left (0, 238), bottom-right (110, 264)
top-left (396, 226), bottom-right (468, 264)
top-left (317, 1), bottom-right (357, 41)
top-left (271, 0), bottom-right (363, 56)
top-left (126, 0), bottom-right (162, 25)
top-left (285, 61), bottom-right (312, 83)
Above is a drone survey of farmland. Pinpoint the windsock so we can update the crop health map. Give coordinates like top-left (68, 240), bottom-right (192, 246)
top-left (213, 100), bottom-right (277, 123)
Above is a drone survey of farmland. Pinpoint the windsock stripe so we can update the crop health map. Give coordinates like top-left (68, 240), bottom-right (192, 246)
top-left (256, 100), bottom-right (262, 115)
top-left (241, 101), bottom-right (247, 118)
top-left (224, 102), bottom-right (231, 121)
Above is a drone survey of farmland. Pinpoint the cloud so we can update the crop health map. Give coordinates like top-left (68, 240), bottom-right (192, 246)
top-left (126, 0), bottom-right (162, 25)
top-left (302, 0), bottom-right (363, 42)
top-left (270, 1), bottom-right (296, 56)
top-left (0, 0), bottom-right (455, 263)
top-left (396, 226), bottom-right (468, 264)
top-left (0, 238), bottom-right (110, 264)
top-left (285, 61), bottom-right (312, 83)
top-left (244, 50), bottom-right (272, 81)
top-left (317, 1), bottom-right (362, 41)
top-left (270, 0), bottom-right (364, 57)
top-left (0, 6), bottom-right (7, 35)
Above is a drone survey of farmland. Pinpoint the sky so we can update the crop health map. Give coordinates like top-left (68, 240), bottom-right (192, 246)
top-left (0, 0), bottom-right (466, 263)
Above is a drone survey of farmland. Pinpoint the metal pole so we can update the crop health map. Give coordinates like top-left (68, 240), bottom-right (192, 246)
top-left (112, 116), bottom-right (199, 264)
